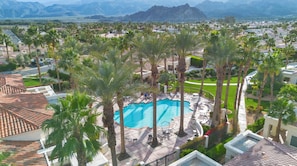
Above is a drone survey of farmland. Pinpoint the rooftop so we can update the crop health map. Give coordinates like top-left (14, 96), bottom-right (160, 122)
top-left (224, 138), bottom-right (297, 166)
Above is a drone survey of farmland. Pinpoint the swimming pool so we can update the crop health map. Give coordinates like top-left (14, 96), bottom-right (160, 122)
top-left (114, 99), bottom-right (192, 128)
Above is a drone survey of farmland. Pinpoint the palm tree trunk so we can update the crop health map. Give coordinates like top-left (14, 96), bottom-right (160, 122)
top-left (77, 139), bottom-right (87, 166)
top-left (36, 56), bottom-right (42, 83)
top-left (257, 74), bottom-right (268, 113)
top-left (172, 55), bottom-right (175, 74)
top-left (275, 116), bottom-right (282, 142)
top-left (140, 58), bottom-right (143, 83)
top-left (103, 103), bottom-right (118, 166)
top-left (270, 75), bottom-right (275, 110)
top-left (164, 58), bottom-right (167, 72)
top-left (54, 58), bottom-right (61, 91)
top-left (199, 59), bottom-right (207, 96)
top-left (212, 67), bottom-right (224, 127)
top-left (117, 95), bottom-right (127, 156)
top-left (234, 66), bottom-right (242, 111)
top-left (5, 44), bottom-right (9, 60)
top-left (224, 65), bottom-right (232, 109)
top-left (151, 64), bottom-right (159, 147)
top-left (178, 56), bottom-right (187, 137)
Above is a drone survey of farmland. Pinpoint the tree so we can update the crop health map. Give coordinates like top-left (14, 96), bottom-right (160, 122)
top-left (59, 48), bottom-right (79, 89)
top-left (44, 29), bottom-right (62, 91)
top-left (135, 34), bottom-right (169, 147)
top-left (269, 98), bottom-right (295, 142)
top-left (233, 35), bottom-right (260, 134)
top-left (174, 29), bottom-right (197, 136)
top-left (42, 92), bottom-right (105, 166)
top-left (204, 30), bottom-right (237, 127)
top-left (0, 33), bottom-right (12, 60)
top-left (79, 54), bottom-right (134, 166)
top-left (257, 51), bottom-right (282, 111)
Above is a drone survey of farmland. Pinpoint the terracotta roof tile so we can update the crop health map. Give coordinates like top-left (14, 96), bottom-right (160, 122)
top-left (0, 103), bottom-right (53, 138)
top-left (224, 138), bottom-right (297, 166)
top-left (0, 140), bottom-right (47, 166)
top-left (0, 93), bottom-right (49, 111)
top-left (0, 74), bottom-right (25, 95)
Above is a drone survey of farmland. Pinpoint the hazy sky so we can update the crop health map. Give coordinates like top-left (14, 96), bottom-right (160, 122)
top-left (17, 0), bottom-right (229, 6)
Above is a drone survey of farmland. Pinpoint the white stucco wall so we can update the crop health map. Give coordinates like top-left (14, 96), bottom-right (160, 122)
top-left (263, 115), bottom-right (297, 147)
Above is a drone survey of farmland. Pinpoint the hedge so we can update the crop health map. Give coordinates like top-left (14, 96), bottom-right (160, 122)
top-left (48, 69), bottom-right (70, 81)
top-left (190, 56), bottom-right (203, 68)
top-left (247, 117), bottom-right (265, 133)
top-left (0, 62), bottom-right (17, 72)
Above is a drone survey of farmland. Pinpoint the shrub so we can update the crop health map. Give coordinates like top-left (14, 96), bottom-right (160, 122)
top-left (191, 56), bottom-right (203, 68)
top-left (247, 117), bottom-right (265, 133)
top-left (0, 62), bottom-right (17, 72)
top-left (47, 69), bottom-right (70, 81)
top-left (180, 149), bottom-right (194, 157)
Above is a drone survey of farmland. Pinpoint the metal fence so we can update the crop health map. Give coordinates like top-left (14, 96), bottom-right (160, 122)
top-left (145, 150), bottom-right (177, 166)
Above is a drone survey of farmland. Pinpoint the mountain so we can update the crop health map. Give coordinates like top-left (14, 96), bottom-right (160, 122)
top-left (87, 4), bottom-right (207, 22)
top-left (196, 0), bottom-right (297, 19)
top-left (0, 0), bottom-right (45, 18)
top-left (122, 4), bottom-right (207, 22)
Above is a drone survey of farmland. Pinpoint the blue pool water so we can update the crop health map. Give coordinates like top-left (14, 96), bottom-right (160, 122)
top-left (114, 99), bottom-right (192, 128)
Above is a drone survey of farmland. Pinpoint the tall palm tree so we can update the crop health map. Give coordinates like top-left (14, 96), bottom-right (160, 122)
top-left (174, 29), bottom-right (197, 136)
top-left (59, 47), bottom-right (79, 89)
top-left (135, 34), bottom-right (169, 147)
top-left (80, 61), bottom-right (120, 166)
top-left (100, 48), bottom-right (142, 159)
top-left (0, 33), bottom-right (12, 60)
top-left (257, 51), bottom-right (282, 112)
top-left (44, 29), bottom-right (61, 91)
top-left (204, 30), bottom-right (236, 127)
top-left (32, 33), bottom-right (44, 83)
top-left (42, 92), bottom-right (105, 166)
top-left (233, 35), bottom-right (260, 134)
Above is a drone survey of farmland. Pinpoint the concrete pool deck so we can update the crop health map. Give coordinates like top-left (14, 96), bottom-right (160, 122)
top-left (98, 93), bottom-right (213, 165)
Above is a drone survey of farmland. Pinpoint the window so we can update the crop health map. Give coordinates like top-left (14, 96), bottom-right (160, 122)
top-left (290, 135), bottom-right (297, 148)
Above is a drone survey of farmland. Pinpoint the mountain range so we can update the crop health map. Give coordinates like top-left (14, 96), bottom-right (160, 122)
top-left (1, 0), bottom-right (297, 20)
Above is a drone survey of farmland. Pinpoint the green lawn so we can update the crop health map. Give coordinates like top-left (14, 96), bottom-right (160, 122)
top-left (245, 98), bottom-right (270, 112)
top-left (23, 77), bottom-right (42, 87)
top-left (185, 81), bottom-right (237, 119)
top-left (188, 76), bottom-right (239, 84)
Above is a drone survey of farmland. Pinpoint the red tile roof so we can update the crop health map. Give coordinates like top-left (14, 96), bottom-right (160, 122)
top-left (0, 75), bottom-right (53, 138)
top-left (224, 138), bottom-right (297, 166)
top-left (0, 74), bottom-right (26, 95)
top-left (0, 103), bottom-right (52, 138)
top-left (0, 140), bottom-right (47, 166)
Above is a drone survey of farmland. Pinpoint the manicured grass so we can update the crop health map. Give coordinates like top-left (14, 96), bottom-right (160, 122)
top-left (245, 98), bottom-right (270, 112)
top-left (188, 76), bottom-right (239, 84)
top-left (23, 77), bottom-right (42, 87)
top-left (185, 81), bottom-right (237, 119)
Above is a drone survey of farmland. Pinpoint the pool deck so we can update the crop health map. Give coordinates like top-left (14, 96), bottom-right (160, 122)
top-left (99, 93), bottom-right (213, 165)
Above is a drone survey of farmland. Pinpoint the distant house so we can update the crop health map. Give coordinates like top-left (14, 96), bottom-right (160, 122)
top-left (0, 74), bottom-right (53, 165)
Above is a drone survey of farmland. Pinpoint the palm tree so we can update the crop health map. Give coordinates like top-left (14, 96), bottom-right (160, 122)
top-left (269, 98), bottom-right (295, 142)
top-left (32, 33), bottom-right (44, 83)
top-left (59, 47), bottom-right (79, 89)
top-left (42, 92), bottom-right (105, 166)
top-left (257, 51), bottom-right (282, 112)
top-left (135, 34), bottom-right (169, 147)
top-left (174, 29), bottom-right (197, 136)
top-left (0, 33), bottom-right (12, 60)
top-left (44, 29), bottom-right (62, 91)
top-left (100, 48), bottom-right (142, 159)
top-left (233, 35), bottom-right (260, 134)
top-left (204, 30), bottom-right (236, 127)
top-left (79, 53), bottom-right (136, 166)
